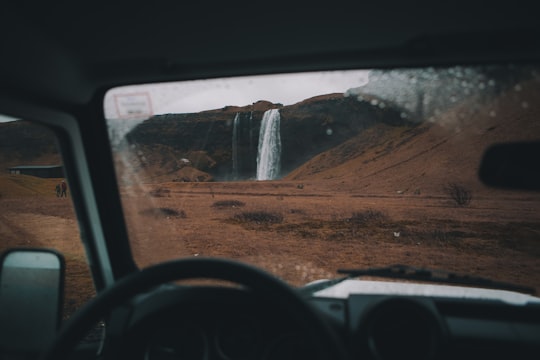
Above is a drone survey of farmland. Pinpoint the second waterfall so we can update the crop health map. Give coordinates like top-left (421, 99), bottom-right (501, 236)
top-left (256, 109), bottom-right (281, 180)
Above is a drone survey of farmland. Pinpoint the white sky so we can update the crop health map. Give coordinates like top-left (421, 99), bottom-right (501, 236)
top-left (0, 70), bottom-right (370, 122)
top-left (104, 70), bottom-right (370, 119)
top-left (0, 114), bottom-right (18, 123)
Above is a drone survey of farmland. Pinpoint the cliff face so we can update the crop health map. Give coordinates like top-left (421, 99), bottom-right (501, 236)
top-left (0, 120), bottom-right (60, 171)
top-left (279, 94), bottom-right (408, 175)
top-left (0, 93), bottom-right (415, 184)
top-left (2, 75), bottom-right (539, 195)
top-left (123, 93), bottom-right (410, 181)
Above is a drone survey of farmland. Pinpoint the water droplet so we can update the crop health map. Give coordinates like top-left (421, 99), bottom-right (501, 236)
top-left (521, 101), bottom-right (529, 109)
top-left (378, 102), bottom-right (386, 109)
top-left (326, 128), bottom-right (333, 135)
top-left (478, 82), bottom-right (486, 90)
top-left (488, 79), bottom-right (496, 87)
top-left (370, 99), bottom-right (379, 106)
top-left (514, 84), bottom-right (522, 91)
top-left (450, 95), bottom-right (457, 103)
top-left (400, 112), bottom-right (408, 119)
top-left (489, 110), bottom-right (496, 117)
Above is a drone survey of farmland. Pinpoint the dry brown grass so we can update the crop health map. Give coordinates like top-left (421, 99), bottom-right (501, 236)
top-left (120, 180), bottom-right (540, 293)
top-left (1, 177), bottom-right (540, 325)
top-left (0, 194), bottom-right (95, 321)
top-left (0, 174), bottom-right (65, 198)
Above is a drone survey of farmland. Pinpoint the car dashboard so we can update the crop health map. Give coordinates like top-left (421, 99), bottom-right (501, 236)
top-left (95, 282), bottom-right (540, 360)
top-left (312, 293), bottom-right (540, 360)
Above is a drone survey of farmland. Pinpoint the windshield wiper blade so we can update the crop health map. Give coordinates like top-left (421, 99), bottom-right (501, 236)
top-left (337, 264), bottom-right (536, 295)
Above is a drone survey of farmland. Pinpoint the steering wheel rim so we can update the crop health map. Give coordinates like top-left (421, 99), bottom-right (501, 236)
top-left (41, 257), bottom-right (348, 360)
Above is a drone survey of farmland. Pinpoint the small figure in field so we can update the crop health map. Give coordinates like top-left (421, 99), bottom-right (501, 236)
top-left (55, 183), bottom-right (61, 197)
top-left (60, 180), bottom-right (68, 198)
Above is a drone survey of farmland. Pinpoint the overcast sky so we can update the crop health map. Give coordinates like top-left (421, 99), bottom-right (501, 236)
top-left (0, 114), bottom-right (18, 123)
top-left (104, 70), bottom-right (370, 119)
top-left (0, 70), bottom-right (370, 122)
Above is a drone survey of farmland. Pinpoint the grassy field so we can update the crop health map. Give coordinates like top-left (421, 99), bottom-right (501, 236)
top-left (123, 181), bottom-right (540, 292)
top-left (0, 174), bottom-right (64, 198)
top-left (1, 176), bottom-right (540, 322)
top-left (0, 174), bottom-right (94, 320)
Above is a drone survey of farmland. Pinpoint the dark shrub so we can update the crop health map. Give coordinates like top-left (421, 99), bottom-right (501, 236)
top-left (444, 183), bottom-right (472, 206)
top-left (212, 200), bottom-right (246, 208)
top-left (140, 207), bottom-right (186, 218)
top-left (348, 209), bottom-right (388, 224)
top-left (234, 211), bottom-right (283, 224)
top-left (148, 188), bottom-right (171, 197)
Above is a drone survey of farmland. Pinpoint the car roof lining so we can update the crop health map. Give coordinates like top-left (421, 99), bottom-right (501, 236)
top-left (1, 1), bottom-right (540, 107)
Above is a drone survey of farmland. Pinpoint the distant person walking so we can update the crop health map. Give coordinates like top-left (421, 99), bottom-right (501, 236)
top-left (60, 180), bottom-right (67, 198)
top-left (55, 183), bottom-right (61, 197)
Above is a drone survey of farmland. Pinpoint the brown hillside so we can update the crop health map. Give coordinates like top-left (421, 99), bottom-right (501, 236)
top-left (0, 120), bottom-right (60, 171)
top-left (0, 174), bottom-right (64, 198)
top-left (121, 92), bottom-right (406, 182)
top-left (285, 79), bottom-right (540, 197)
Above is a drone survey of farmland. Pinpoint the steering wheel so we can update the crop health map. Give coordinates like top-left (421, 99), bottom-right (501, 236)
top-left (41, 257), bottom-right (348, 360)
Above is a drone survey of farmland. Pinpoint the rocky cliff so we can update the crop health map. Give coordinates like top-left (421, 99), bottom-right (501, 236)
top-left (121, 93), bottom-right (411, 182)
top-left (0, 120), bottom-right (60, 170)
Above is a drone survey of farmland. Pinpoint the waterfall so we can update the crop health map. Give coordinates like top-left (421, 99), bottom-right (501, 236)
top-left (256, 109), bottom-right (281, 180)
top-left (232, 113), bottom-right (240, 180)
top-left (249, 111), bottom-right (254, 156)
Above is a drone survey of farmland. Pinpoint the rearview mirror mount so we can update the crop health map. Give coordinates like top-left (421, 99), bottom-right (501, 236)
top-left (479, 141), bottom-right (540, 191)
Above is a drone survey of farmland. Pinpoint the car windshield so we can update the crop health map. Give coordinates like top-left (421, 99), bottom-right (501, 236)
top-left (104, 65), bottom-right (540, 293)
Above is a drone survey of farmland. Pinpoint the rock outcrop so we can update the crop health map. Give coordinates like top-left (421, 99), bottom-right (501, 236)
top-left (122, 92), bottom-right (411, 182)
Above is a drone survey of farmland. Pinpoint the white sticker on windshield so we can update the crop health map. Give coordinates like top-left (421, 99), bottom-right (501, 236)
top-left (113, 93), bottom-right (153, 119)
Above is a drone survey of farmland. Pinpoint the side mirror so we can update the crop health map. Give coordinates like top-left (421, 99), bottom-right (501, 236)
top-left (0, 249), bottom-right (65, 359)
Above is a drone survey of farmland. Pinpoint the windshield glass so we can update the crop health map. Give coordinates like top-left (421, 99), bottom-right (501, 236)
top-left (104, 65), bottom-right (540, 293)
